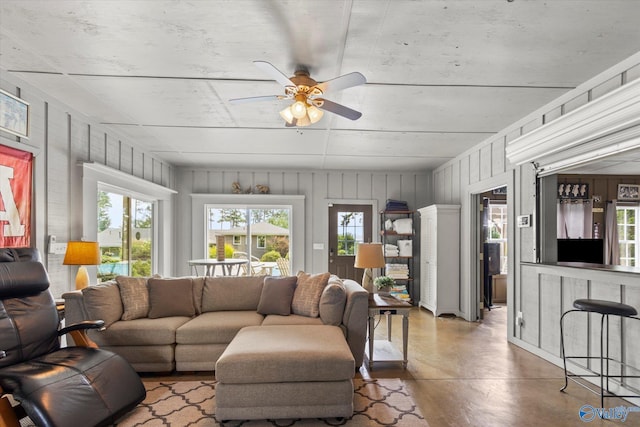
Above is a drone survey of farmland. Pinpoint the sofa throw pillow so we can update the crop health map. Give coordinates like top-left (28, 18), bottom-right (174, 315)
top-left (257, 276), bottom-right (298, 316)
top-left (320, 276), bottom-right (347, 325)
top-left (202, 276), bottom-right (265, 312)
top-left (291, 271), bottom-right (330, 318)
top-left (82, 281), bottom-right (123, 328)
top-left (116, 276), bottom-right (149, 320)
top-left (147, 277), bottom-right (195, 318)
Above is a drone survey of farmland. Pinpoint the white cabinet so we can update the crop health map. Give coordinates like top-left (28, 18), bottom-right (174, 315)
top-left (417, 204), bottom-right (460, 316)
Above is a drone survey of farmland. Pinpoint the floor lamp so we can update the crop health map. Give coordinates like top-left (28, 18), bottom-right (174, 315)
top-left (354, 243), bottom-right (385, 297)
top-left (63, 241), bottom-right (101, 290)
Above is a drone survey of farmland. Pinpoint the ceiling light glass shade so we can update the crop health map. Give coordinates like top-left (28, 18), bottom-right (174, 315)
top-left (296, 114), bottom-right (311, 127)
top-left (307, 105), bottom-right (324, 124)
top-left (291, 100), bottom-right (308, 119)
top-left (279, 106), bottom-right (295, 124)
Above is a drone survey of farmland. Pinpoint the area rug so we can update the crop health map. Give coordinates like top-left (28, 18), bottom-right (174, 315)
top-left (114, 378), bottom-right (429, 426)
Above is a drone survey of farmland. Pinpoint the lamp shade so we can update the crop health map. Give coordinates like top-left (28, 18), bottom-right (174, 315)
top-left (63, 241), bottom-right (101, 266)
top-left (64, 241), bottom-right (100, 290)
top-left (354, 243), bottom-right (385, 268)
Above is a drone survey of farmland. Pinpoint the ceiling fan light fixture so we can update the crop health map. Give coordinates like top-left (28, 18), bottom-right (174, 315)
top-left (232, 62), bottom-right (365, 126)
top-left (307, 105), bottom-right (323, 124)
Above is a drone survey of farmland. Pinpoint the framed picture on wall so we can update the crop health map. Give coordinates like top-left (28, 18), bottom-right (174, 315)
top-left (0, 89), bottom-right (30, 139)
top-left (618, 184), bottom-right (640, 201)
top-left (0, 145), bottom-right (33, 247)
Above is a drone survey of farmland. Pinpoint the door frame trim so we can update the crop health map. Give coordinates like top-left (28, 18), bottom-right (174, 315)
top-left (465, 172), bottom-right (512, 322)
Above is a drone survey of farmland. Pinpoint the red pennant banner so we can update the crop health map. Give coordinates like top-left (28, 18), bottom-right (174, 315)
top-left (0, 144), bottom-right (32, 247)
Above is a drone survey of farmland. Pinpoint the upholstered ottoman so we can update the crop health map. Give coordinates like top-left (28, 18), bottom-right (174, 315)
top-left (215, 325), bottom-right (355, 421)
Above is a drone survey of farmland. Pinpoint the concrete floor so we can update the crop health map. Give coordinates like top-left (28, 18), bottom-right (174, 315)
top-left (361, 305), bottom-right (639, 427)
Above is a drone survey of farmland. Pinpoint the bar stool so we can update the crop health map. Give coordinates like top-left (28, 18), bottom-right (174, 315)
top-left (560, 298), bottom-right (640, 408)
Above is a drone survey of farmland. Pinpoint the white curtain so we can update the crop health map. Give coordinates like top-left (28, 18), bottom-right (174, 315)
top-left (557, 200), bottom-right (593, 239)
top-left (604, 200), bottom-right (620, 265)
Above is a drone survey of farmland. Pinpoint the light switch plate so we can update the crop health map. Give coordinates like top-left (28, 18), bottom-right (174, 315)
top-left (50, 242), bottom-right (68, 255)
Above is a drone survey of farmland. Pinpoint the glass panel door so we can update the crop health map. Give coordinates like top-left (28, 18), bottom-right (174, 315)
top-left (97, 190), bottom-right (154, 281)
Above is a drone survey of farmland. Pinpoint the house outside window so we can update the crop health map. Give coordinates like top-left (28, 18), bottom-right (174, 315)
top-left (233, 235), bottom-right (241, 246)
top-left (257, 235), bottom-right (266, 249)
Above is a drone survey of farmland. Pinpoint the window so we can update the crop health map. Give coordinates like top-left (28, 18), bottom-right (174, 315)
top-left (97, 190), bottom-right (153, 281)
top-left (193, 194), bottom-right (304, 277)
top-left (617, 206), bottom-right (638, 267)
top-left (488, 202), bottom-right (508, 273)
top-left (337, 211), bottom-right (364, 256)
top-left (206, 205), bottom-right (291, 274)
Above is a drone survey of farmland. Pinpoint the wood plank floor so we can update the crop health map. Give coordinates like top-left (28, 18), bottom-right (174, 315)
top-left (361, 305), bottom-right (639, 426)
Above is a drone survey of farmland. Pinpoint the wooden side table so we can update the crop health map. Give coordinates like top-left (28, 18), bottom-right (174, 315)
top-left (365, 293), bottom-right (411, 369)
top-left (55, 298), bottom-right (65, 321)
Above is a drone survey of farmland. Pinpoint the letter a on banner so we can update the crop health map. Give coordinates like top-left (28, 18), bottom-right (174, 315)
top-left (0, 144), bottom-right (32, 247)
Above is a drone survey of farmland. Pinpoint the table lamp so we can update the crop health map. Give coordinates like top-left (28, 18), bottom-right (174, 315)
top-left (63, 241), bottom-right (101, 290)
top-left (354, 243), bottom-right (385, 295)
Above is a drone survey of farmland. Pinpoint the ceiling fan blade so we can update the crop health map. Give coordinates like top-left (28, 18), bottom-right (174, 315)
top-left (254, 61), bottom-right (295, 87)
top-left (316, 99), bottom-right (362, 120)
top-left (229, 95), bottom-right (284, 104)
top-left (315, 72), bottom-right (366, 94)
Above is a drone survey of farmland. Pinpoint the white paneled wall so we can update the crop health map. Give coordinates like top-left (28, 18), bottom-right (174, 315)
top-left (1, 74), bottom-right (174, 298)
top-left (173, 168), bottom-right (431, 299)
top-left (430, 52), bottom-right (640, 381)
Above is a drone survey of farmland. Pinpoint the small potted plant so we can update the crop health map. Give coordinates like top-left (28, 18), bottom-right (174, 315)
top-left (374, 276), bottom-right (395, 295)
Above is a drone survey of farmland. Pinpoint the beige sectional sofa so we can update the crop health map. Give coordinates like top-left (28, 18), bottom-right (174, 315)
top-left (62, 272), bottom-right (368, 372)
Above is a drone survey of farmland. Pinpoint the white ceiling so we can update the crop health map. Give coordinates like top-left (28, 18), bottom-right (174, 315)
top-left (1, 0), bottom-right (639, 171)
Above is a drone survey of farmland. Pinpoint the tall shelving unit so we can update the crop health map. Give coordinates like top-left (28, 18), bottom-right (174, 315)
top-left (379, 210), bottom-right (415, 303)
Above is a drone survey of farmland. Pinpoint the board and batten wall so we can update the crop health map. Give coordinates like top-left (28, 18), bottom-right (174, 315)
top-left (0, 73), bottom-right (175, 298)
top-left (431, 52), bottom-right (640, 388)
top-left (173, 168), bottom-right (431, 300)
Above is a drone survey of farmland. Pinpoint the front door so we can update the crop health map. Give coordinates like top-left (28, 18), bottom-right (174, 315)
top-left (328, 204), bottom-right (373, 282)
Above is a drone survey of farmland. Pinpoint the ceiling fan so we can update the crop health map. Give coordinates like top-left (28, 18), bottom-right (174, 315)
top-left (229, 61), bottom-right (366, 127)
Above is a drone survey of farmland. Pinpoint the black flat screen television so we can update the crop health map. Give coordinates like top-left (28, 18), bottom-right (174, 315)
top-left (557, 238), bottom-right (604, 264)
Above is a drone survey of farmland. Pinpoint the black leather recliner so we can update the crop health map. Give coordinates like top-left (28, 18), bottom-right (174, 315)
top-left (0, 248), bottom-right (146, 427)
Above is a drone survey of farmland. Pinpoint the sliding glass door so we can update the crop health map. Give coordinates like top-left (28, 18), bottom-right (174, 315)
top-left (97, 190), bottom-right (153, 281)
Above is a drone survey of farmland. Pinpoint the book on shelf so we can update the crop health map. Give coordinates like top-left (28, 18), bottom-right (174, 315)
top-left (390, 284), bottom-right (411, 300)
